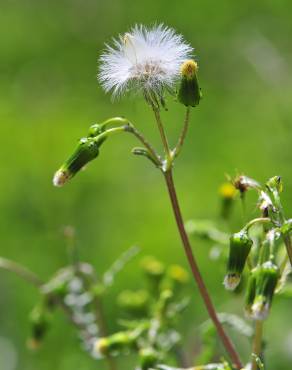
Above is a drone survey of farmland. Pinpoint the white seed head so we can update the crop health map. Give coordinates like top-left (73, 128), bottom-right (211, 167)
top-left (98, 24), bottom-right (193, 97)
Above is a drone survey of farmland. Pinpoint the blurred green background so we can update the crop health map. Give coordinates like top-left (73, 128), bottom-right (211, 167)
top-left (0, 0), bottom-right (291, 369)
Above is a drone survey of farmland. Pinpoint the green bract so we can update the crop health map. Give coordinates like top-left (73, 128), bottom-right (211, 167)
top-left (224, 230), bottom-right (253, 291)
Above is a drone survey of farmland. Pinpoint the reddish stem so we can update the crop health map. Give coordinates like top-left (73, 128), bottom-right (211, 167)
top-left (164, 170), bottom-right (242, 369)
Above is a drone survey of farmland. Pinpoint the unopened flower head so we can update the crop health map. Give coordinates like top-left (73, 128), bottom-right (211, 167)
top-left (98, 24), bottom-right (193, 99)
top-left (53, 137), bottom-right (102, 187)
top-left (178, 58), bottom-right (201, 107)
top-left (219, 183), bottom-right (237, 219)
top-left (139, 347), bottom-right (159, 370)
top-left (245, 261), bottom-right (279, 321)
top-left (224, 230), bottom-right (253, 291)
top-left (219, 182), bottom-right (237, 200)
top-left (168, 264), bottom-right (189, 284)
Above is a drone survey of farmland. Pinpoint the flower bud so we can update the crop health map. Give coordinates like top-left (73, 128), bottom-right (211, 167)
top-left (27, 304), bottom-right (50, 349)
top-left (141, 256), bottom-right (165, 281)
top-left (53, 137), bottom-right (101, 187)
top-left (93, 337), bottom-right (110, 358)
top-left (168, 265), bottom-right (189, 284)
top-left (139, 347), bottom-right (159, 370)
top-left (88, 123), bottom-right (103, 137)
top-left (249, 261), bottom-right (279, 321)
top-left (108, 332), bottom-right (132, 352)
top-left (93, 331), bottom-right (134, 357)
top-left (117, 289), bottom-right (150, 315)
top-left (224, 230), bottom-right (253, 291)
top-left (266, 176), bottom-right (282, 193)
top-left (88, 117), bottom-right (129, 137)
top-left (177, 60), bottom-right (201, 107)
top-left (219, 183), bottom-right (237, 219)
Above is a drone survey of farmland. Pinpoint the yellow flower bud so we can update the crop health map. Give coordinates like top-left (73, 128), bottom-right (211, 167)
top-left (177, 59), bottom-right (201, 107)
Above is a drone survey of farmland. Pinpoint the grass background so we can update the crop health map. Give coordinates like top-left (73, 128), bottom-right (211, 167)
top-left (0, 0), bottom-right (291, 369)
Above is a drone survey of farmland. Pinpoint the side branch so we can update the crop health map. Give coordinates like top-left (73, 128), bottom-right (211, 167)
top-left (283, 233), bottom-right (292, 267)
top-left (0, 257), bottom-right (43, 287)
top-left (172, 106), bottom-right (191, 159)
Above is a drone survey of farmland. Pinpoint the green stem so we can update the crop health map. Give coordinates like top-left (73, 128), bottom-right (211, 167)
top-left (283, 233), bottom-right (292, 267)
top-left (97, 124), bottom-right (162, 166)
top-left (94, 297), bottom-right (117, 370)
top-left (87, 271), bottom-right (118, 370)
top-left (163, 170), bottom-right (242, 369)
top-left (0, 257), bottom-right (43, 287)
top-left (251, 321), bottom-right (264, 370)
top-left (244, 218), bottom-right (272, 232)
top-left (270, 188), bottom-right (292, 267)
top-left (172, 106), bottom-right (191, 159)
top-left (279, 254), bottom-right (289, 275)
top-left (152, 107), bottom-right (172, 166)
top-left (126, 125), bottom-right (162, 166)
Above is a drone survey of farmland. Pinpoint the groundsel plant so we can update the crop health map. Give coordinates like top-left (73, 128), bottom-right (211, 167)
top-left (51, 24), bottom-right (292, 369)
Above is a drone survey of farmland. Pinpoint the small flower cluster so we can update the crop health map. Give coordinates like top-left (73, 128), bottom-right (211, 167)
top-left (23, 238), bottom-right (140, 352)
top-left (92, 256), bottom-right (190, 370)
top-left (26, 263), bottom-right (102, 350)
top-left (188, 175), bottom-right (291, 323)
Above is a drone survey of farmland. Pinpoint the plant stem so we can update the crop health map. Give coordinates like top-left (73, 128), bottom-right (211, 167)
top-left (126, 124), bottom-right (162, 166)
top-left (251, 321), bottom-right (263, 370)
top-left (173, 106), bottom-right (191, 159)
top-left (0, 257), bottom-right (43, 287)
top-left (152, 107), bottom-right (172, 165)
top-left (163, 170), bottom-right (242, 369)
top-left (149, 106), bottom-right (242, 368)
top-left (94, 297), bottom-right (117, 370)
top-left (244, 218), bottom-right (272, 232)
top-left (283, 233), bottom-right (292, 267)
top-left (97, 124), bottom-right (162, 167)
